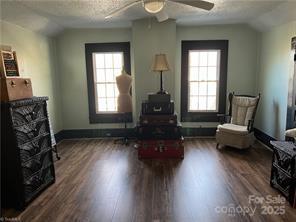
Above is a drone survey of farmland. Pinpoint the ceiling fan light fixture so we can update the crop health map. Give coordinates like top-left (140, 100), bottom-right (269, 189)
top-left (144, 0), bottom-right (165, 14)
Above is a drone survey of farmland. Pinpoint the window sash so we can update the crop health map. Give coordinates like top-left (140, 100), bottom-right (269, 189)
top-left (92, 52), bottom-right (123, 114)
top-left (187, 50), bottom-right (221, 112)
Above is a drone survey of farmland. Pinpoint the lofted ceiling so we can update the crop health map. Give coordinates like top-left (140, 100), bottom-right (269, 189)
top-left (0, 0), bottom-right (296, 36)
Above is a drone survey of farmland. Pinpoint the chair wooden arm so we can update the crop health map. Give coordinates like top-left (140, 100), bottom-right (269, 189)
top-left (217, 114), bottom-right (231, 124)
top-left (247, 119), bottom-right (254, 132)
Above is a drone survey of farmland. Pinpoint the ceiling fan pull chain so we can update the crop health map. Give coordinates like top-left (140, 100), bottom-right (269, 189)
top-left (148, 17), bottom-right (152, 29)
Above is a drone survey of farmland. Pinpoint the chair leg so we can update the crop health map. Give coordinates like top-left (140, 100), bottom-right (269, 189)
top-left (53, 145), bottom-right (61, 160)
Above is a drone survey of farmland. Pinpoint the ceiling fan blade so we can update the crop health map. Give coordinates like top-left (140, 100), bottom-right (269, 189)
top-left (169, 0), bottom-right (214, 11)
top-left (105, 0), bottom-right (142, 19)
top-left (155, 9), bottom-right (169, 22)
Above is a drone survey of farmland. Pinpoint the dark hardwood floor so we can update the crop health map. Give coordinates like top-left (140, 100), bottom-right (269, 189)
top-left (3, 138), bottom-right (296, 222)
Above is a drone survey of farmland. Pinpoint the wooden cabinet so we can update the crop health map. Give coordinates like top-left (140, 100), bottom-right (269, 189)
top-left (270, 141), bottom-right (296, 207)
top-left (1, 97), bottom-right (55, 210)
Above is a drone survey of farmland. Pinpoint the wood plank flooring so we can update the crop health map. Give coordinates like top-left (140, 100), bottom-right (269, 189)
top-left (3, 138), bottom-right (296, 222)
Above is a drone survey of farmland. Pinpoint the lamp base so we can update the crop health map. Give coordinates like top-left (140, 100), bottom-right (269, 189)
top-left (157, 90), bottom-right (168, 95)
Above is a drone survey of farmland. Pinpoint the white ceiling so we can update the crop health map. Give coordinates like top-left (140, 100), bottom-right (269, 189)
top-left (1, 0), bottom-right (296, 36)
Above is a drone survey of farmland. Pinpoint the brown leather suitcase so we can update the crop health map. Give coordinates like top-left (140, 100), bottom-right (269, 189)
top-left (139, 114), bottom-right (177, 126)
top-left (0, 78), bottom-right (33, 102)
top-left (136, 124), bottom-right (182, 140)
top-left (142, 100), bottom-right (174, 115)
top-left (138, 138), bottom-right (184, 159)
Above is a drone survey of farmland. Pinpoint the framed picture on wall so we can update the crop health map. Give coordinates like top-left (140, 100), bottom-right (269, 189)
top-left (0, 50), bottom-right (20, 78)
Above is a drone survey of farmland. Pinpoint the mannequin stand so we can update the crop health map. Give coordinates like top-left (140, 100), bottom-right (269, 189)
top-left (114, 113), bottom-right (131, 146)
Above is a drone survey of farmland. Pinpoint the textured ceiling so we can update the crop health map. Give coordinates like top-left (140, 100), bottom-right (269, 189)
top-left (1, 0), bottom-right (296, 35)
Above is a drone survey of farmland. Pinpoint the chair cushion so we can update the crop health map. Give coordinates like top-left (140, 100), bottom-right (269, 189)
top-left (217, 124), bottom-right (249, 135)
top-left (285, 128), bottom-right (296, 138)
top-left (231, 96), bottom-right (259, 126)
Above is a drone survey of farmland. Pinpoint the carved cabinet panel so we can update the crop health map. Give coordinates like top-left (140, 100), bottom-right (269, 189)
top-left (1, 97), bottom-right (55, 210)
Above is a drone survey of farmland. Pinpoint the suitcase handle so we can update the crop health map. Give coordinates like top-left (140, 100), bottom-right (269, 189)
top-left (24, 79), bottom-right (31, 87)
top-left (158, 144), bottom-right (166, 152)
top-left (153, 107), bottom-right (162, 112)
top-left (10, 80), bottom-right (16, 87)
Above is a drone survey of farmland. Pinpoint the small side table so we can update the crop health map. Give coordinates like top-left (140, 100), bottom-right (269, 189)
top-left (270, 141), bottom-right (296, 207)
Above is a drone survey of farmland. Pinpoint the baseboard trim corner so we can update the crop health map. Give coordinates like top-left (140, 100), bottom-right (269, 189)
top-left (254, 128), bottom-right (276, 149)
top-left (54, 130), bottom-right (64, 144)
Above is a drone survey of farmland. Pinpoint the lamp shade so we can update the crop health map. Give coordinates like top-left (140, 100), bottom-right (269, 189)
top-left (152, 54), bottom-right (170, 72)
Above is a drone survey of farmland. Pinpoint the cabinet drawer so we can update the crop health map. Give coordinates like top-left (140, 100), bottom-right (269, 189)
top-left (15, 120), bottom-right (48, 145)
top-left (19, 135), bottom-right (51, 163)
top-left (11, 102), bottom-right (46, 127)
top-left (23, 165), bottom-right (55, 202)
top-left (273, 149), bottom-right (295, 176)
top-left (273, 149), bottom-right (296, 177)
top-left (22, 149), bottom-right (53, 181)
top-left (271, 165), bottom-right (294, 198)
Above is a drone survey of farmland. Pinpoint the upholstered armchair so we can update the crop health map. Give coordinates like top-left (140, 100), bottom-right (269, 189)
top-left (216, 92), bottom-right (260, 149)
top-left (285, 128), bottom-right (296, 142)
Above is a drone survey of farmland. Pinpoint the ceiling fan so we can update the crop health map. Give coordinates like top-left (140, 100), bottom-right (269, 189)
top-left (105, 0), bottom-right (214, 22)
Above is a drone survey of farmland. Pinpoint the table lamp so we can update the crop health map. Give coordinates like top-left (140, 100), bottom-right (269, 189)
top-left (152, 54), bottom-right (170, 94)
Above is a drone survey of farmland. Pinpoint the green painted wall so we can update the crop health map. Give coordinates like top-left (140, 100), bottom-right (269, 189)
top-left (132, 19), bottom-right (176, 120)
top-left (55, 21), bottom-right (260, 130)
top-left (1, 20), bottom-right (261, 133)
top-left (0, 21), bottom-right (62, 133)
top-left (56, 21), bottom-right (176, 130)
top-left (255, 21), bottom-right (296, 140)
top-left (176, 24), bottom-right (259, 127)
top-left (3, 18), bottom-right (296, 139)
top-left (55, 28), bottom-right (132, 129)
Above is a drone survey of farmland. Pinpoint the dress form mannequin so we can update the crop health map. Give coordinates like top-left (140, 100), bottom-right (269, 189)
top-left (116, 70), bottom-right (132, 113)
top-left (115, 70), bottom-right (132, 145)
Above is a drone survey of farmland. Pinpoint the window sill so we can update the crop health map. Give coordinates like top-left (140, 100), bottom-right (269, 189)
top-left (181, 112), bottom-right (220, 122)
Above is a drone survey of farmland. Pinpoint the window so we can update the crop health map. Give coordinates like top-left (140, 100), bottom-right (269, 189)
top-left (181, 40), bottom-right (228, 122)
top-left (93, 52), bottom-right (122, 112)
top-left (188, 50), bottom-right (220, 112)
top-left (85, 42), bottom-right (131, 123)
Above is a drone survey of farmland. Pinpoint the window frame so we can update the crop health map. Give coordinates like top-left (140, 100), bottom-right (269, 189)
top-left (85, 42), bottom-right (132, 124)
top-left (181, 40), bottom-right (228, 122)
